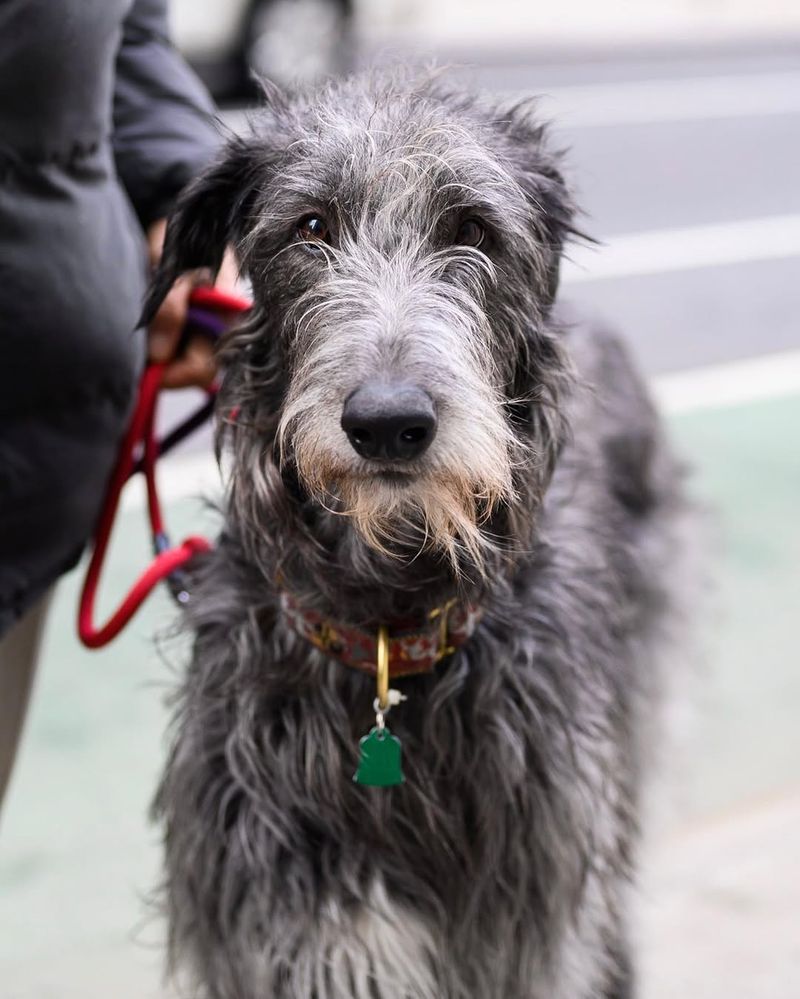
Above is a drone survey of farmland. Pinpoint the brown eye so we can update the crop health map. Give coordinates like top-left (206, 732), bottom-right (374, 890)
top-left (297, 215), bottom-right (330, 243)
top-left (455, 218), bottom-right (485, 248)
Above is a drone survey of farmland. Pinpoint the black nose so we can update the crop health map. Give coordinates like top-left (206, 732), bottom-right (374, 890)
top-left (341, 383), bottom-right (437, 461)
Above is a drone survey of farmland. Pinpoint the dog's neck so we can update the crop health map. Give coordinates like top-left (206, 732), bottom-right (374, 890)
top-left (261, 491), bottom-right (515, 629)
top-left (276, 513), bottom-right (474, 627)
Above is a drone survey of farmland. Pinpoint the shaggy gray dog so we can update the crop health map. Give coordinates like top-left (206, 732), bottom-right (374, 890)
top-left (144, 69), bottom-right (692, 999)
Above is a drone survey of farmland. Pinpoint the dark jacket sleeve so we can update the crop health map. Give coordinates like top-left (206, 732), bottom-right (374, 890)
top-left (113, 0), bottom-right (221, 228)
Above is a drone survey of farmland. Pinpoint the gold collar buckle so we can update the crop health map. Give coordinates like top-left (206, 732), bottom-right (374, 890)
top-left (429, 598), bottom-right (457, 662)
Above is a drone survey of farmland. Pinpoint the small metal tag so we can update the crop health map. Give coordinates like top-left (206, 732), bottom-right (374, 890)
top-left (353, 726), bottom-right (404, 787)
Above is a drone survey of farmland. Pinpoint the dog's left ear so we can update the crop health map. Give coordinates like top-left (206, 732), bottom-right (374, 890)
top-left (140, 137), bottom-right (265, 325)
top-left (493, 103), bottom-right (577, 309)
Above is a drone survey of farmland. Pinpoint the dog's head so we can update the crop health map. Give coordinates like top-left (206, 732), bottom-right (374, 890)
top-left (145, 71), bottom-right (576, 578)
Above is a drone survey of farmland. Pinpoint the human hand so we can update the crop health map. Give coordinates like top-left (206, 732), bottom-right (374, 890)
top-left (145, 218), bottom-right (240, 389)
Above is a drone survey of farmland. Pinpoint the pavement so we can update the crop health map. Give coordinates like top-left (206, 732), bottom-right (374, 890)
top-left (2, 33), bottom-right (799, 999)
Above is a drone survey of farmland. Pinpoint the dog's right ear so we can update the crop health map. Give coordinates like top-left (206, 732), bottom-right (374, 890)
top-left (140, 138), bottom-right (264, 325)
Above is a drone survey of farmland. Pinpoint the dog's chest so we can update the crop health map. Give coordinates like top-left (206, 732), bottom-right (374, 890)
top-left (261, 621), bottom-right (581, 902)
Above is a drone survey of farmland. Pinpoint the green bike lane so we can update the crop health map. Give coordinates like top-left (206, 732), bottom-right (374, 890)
top-left (1, 391), bottom-right (798, 998)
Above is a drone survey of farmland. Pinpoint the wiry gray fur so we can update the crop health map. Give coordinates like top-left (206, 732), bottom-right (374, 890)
top-left (145, 68), bottom-right (694, 999)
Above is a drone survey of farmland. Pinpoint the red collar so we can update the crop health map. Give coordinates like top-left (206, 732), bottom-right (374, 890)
top-left (280, 591), bottom-right (481, 677)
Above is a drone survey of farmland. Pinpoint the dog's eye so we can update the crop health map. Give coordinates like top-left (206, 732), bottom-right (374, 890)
top-left (455, 218), bottom-right (485, 248)
top-left (297, 215), bottom-right (330, 244)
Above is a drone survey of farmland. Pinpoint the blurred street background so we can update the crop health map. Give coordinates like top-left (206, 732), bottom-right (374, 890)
top-left (1, 1), bottom-right (799, 996)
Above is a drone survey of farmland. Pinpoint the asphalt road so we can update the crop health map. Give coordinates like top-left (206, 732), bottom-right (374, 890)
top-left (397, 43), bottom-right (800, 374)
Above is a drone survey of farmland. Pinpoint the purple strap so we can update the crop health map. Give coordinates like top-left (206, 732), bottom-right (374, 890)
top-left (186, 308), bottom-right (227, 339)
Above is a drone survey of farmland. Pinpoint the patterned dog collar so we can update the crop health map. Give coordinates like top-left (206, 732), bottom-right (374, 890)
top-left (280, 591), bottom-right (482, 677)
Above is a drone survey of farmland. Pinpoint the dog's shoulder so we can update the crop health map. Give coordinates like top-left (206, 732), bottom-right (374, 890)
top-left (561, 320), bottom-right (676, 517)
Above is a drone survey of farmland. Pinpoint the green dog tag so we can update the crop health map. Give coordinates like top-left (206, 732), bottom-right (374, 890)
top-left (354, 726), bottom-right (404, 787)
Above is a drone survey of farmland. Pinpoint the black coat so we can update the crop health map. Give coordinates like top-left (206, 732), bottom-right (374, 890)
top-left (0, 0), bottom-right (220, 634)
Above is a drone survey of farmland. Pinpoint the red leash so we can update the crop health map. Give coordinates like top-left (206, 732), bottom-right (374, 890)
top-left (78, 287), bottom-right (251, 648)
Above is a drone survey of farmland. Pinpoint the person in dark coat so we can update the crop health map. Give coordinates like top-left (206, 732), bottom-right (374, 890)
top-left (0, 0), bottom-right (228, 807)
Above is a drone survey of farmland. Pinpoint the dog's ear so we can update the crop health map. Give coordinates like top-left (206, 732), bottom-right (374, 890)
top-left (493, 102), bottom-right (577, 309)
top-left (140, 138), bottom-right (265, 325)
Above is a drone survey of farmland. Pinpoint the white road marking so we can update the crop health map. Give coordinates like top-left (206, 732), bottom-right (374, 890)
top-left (651, 349), bottom-right (800, 415)
top-left (561, 213), bottom-right (800, 283)
top-left (528, 71), bottom-right (800, 127)
top-left (121, 350), bottom-right (800, 509)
